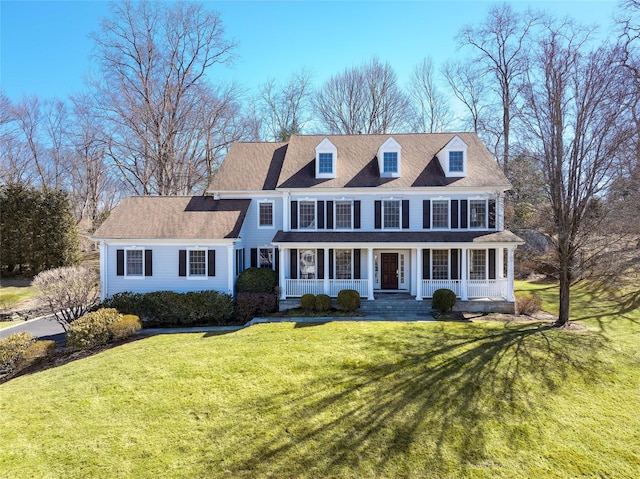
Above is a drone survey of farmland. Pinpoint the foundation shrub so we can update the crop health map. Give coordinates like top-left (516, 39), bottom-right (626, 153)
top-left (337, 289), bottom-right (360, 311)
top-left (301, 294), bottom-right (316, 311)
top-left (17, 340), bottom-right (57, 369)
top-left (236, 267), bottom-right (278, 293)
top-left (67, 308), bottom-right (122, 350)
top-left (515, 293), bottom-right (542, 315)
top-left (0, 332), bottom-right (34, 373)
top-left (235, 292), bottom-right (278, 323)
top-left (315, 294), bottom-right (332, 312)
top-left (107, 314), bottom-right (142, 340)
top-left (432, 289), bottom-right (457, 313)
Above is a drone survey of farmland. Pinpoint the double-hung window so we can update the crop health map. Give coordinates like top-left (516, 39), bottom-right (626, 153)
top-left (469, 250), bottom-right (486, 280)
top-left (259, 248), bottom-right (274, 269)
top-left (470, 200), bottom-right (486, 228)
top-left (258, 201), bottom-right (273, 228)
top-left (449, 151), bottom-right (464, 172)
top-left (235, 249), bottom-right (245, 276)
top-left (126, 250), bottom-right (143, 276)
top-left (299, 249), bottom-right (316, 279)
top-left (432, 200), bottom-right (449, 228)
top-left (189, 250), bottom-right (206, 277)
top-left (335, 249), bottom-right (352, 279)
top-left (299, 201), bottom-right (315, 229)
top-left (432, 250), bottom-right (449, 280)
top-left (318, 153), bottom-right (333, 174)
top-left (383, 152), bottom-right (398, 174)
top-left (335, 201), bottom-right (352, 229)
top-left (383, 200), bottom-right (401, 229)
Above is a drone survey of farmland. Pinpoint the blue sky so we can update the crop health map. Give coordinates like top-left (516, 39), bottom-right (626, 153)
top-left (1, 0), bottom-right (619, 103)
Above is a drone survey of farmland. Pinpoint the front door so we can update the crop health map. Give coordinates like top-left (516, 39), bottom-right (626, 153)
top-left (381, 253), bottom-right (399, 289)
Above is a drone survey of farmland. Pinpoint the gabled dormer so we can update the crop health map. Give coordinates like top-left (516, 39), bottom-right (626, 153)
top-left (315, 138), bottom-right (337, 179)
top-left (438, 135), bottom-right (467, 178)
top-left (377, 137), bottom-right (402, 178)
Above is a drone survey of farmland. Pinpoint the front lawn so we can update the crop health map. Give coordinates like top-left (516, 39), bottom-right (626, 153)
top-left (0, 281), bottom-right (638, 478)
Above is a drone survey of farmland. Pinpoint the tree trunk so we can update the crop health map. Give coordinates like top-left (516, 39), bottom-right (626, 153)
top-left (556, 253), bottom-right (571, 327)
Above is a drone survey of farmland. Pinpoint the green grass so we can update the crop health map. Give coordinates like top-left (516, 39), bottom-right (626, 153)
top-left (0, 285), bottom-right (38, 306)
top-left (0, 320), bottom-right (23, 330)
top-left (0, 281), bottom-right (639, 478)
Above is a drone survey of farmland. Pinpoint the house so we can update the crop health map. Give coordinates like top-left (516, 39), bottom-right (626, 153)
top-left (93, 133), bottom-right (523, 313)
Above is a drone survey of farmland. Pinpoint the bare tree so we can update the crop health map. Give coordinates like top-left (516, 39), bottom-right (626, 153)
top-left (314, 58), bottom-right (409, 135)
top-left (459, 4), bottom-right (540, 171)
top-left (256, 69), bottom-right (313, 141)
top-left (521, 18), bottom-right (630, 326)
top-left (408, 57), bottom-right (452, 133)
top-left (91, 0), bottom-right (237, 195)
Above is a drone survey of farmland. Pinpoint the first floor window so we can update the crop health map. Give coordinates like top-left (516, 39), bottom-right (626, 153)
top-left (335, 201), bottom-right (352, 229)
top-left (235, 249), bottom-right (245, 275)
top-left (259, 202), bottom-right (273, 227)
top-left (335, 249), bottom-right (352, 279)
top-left (469, 250), bottom-right (486, 280)
top-left (189, 250), bottom-right (206, 276)
top-left (299, 249), bottom-right (316, 279)
top-left (470, 200), bottom-right (486, 228)
top-left (383, 200), bottom-right (400, 229)
top-left (432, 200), bottom-right (449, 228)
top-left (259, 248), bottom-right (274, 269)
top-left (432, 250), bottom-right (449, 280)
top-left (299, 201), bottom-right (315, 229)
top-left (126, 250), bottom-right (143, 276)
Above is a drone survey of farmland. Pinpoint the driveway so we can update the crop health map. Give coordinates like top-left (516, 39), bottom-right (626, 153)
top-left (0, 315), bottom-right (66, 343)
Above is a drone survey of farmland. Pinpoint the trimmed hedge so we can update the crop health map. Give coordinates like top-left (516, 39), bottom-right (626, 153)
top-left (100, 290), bottom-right (235, 327)
top-left (301, 294), bottom-right (316, 311)
top-left (67, 308), bottom-right (122, 349)
top-left (432, 289), bottom-right (457, 313)
top-left (337, 289), bottom-right (360, 311)
top-left (107, 314), bottom-right (142, 340)
top-left (235, 292), bottom-right (278, 323)
top-left (315, 294), bottom-right (332, 312)
top-left (18, 340), bottom-right (56, 369)
top-left (236, 268), bottom-right (278, 293)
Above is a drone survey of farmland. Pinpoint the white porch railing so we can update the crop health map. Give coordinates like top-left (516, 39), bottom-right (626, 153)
top-left (421, 280), bottom-right (462, 298)
top-left (421, 279), bottom-right (507, 299)
top-left (467, 279), bottom-right (507, 299)
top-left (285, 279), bottom-right (369, 297)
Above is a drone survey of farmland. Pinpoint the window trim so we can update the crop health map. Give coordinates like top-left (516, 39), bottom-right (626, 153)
top-left (187, 248), bottom-right (208, 280)
top-left (124, 248), bottom-right (144, 278)
top-left (334, 200), bottom-right (353, 230)
top-left (431, 249), bottom-right (450, 280)
top-left (298, 199), bottom-right (317, 230)
top-left (431, 199), bottom-right (450, 229)
top-left (468, 249), bottom-right (487, 280)
top-left (449, 151), bottom-right (464, 173)
top-left (257, 200), bottom-right (274, 229)
top-left (299, 249), bottom-right (317, 279)
top-left (383, 151), bottom-right (398, 174)
top-left (382, 199), bottom-right (402, 230)
top-left (334, 249), bottom-right (353, 280)
top-left (258, 247), bottom-right (275, 270)
top-left (469, 199), bottom-right (487, 229)
top-left (318, 152), bottom-right (334, 175)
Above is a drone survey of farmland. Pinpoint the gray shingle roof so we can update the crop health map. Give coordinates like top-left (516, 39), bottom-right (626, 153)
top-left (92, 197), bottom-right (250, 240)
top-left (209, 133), bottom-right (510, 191)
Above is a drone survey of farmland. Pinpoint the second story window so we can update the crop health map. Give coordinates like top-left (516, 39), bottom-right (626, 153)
top-left (470, 200), bottom-right (486, 228)
top-left (299, 201), bottom-right (315, 229)
top-left (432, 200), bottom-right (449, 228)
top-left (318, 153), bottom-right (333, 174)
top-left (383, 200), bottom-right (400, 229)
top-left (383, 152), bottom-right (398, 173)
top-left (335, 201), bottom-right (352, 229)
top-left (449, 151), bottom-right (464, 172)
top-left (258, 201), bottom-right (273, 228)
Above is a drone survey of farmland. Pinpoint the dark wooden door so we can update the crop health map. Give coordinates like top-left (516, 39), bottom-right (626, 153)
top-left (381, 253), bottom-right (399, 289)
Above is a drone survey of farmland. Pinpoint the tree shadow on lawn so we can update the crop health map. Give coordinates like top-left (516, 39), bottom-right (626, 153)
top-left (228, 322), bottom-right (609, 477)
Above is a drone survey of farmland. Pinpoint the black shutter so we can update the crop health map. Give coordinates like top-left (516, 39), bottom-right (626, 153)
top-left (317, 201), bottom-right (325, 229)
top-left (290, 201), bottom-right (298, 230)
top-left (451, 200), bottom-right (459, 229)
top-left (274, 248), bottom-right (280, 273)
top-left (208, 250), bottom-right (216, 276)
top-left (250, 248), bottom-right (258, 268)
top-left (326, 201), bottom-right (334, 229)
top-left (144, 250), bottom-right (153, 276)
top-left (374, 201), bottom-right (382, 229)
top-left (290, 249), bottom-right (297, 279)
top-left (116, 249), bottom-right (125, 276)
top-left (328, 249), bottom-right (334, 279)
top-left (423, 200), bottom-right (431, 229)
top-left (179, 250), bottom-right (187, 277)
top-left (354, 201), bottom-right (361, 229)
top-left (317, 249), bottom-right (324, 279)
top-left (422, 249), bottom-right (430, 280)
top-left (489, 249), bottom-right (496, 279)
top-left (460, 200), bottom-right (468, 229)
top-left (488, 199), bottom-right (496, 229)
top-left (402, 200), bottom-right (410, 229)
top-left (353, 249), bottom-right (361, 279)
top-left (451, 249), bottom-right (459, 280)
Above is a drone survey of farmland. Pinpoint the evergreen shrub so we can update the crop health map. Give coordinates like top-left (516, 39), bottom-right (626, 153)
top-left (432, 289), bottom-right (457, 313)
top-left (315, 294), bottom-right (332, 312)
top-left (301, 294), bottom-right (316, 311)
top-left (337, 289), bottom-right (360, 311)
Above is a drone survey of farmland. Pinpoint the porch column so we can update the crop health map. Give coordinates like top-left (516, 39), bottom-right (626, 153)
top-left (227, 245), bottom-right (234, 295)
top-left (497, 247), bottom-right (505, 279)
top-left (367, 247), bottom-right (375, 300)
top-left (507, 247), bottom-right (515, 301)
top-left (460, 247), bottom-right (469, 300)
top-left (279, 247), bottom-right (287, 300)
top-left (415, 247), bottom-right (423, 300)
top-left (323, 248), bottom-right (330, 295)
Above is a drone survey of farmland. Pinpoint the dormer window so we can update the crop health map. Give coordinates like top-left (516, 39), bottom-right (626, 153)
top-left (378, 137), bottom-right (402, 178)
top-left (439, 135), bottom-right (468, 178)
top-left (315, 138), bottom-right (337, 179)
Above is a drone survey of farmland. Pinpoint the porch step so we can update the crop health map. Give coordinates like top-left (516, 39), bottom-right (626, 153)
top-left (279, 296), bottom-right (435, 316)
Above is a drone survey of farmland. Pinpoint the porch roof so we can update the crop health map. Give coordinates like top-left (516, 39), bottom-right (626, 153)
top-left (272, 230), bottom-right (524, 245)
